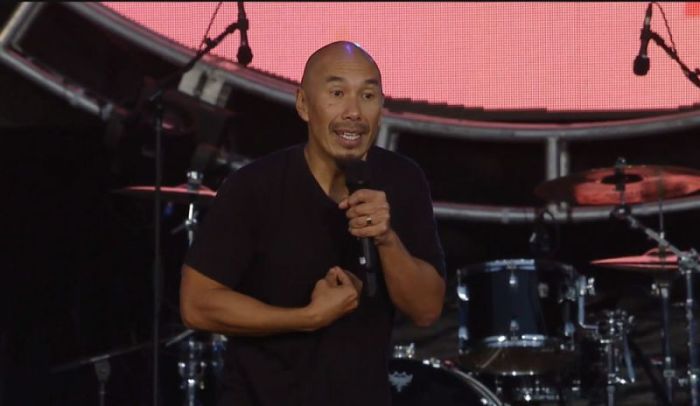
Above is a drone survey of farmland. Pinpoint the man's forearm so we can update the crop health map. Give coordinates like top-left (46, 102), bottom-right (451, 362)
top-left (376, 230), bottom-right (445, 327)
top-left (180, 266), bottom-right (320, 336)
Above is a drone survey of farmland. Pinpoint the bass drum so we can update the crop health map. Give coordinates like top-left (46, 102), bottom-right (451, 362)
top-left (388, 358), bottom-right (502, 406)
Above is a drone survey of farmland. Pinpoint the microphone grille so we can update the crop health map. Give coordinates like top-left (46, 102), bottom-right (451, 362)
top-left (633, 55), bottom-right (650, 76)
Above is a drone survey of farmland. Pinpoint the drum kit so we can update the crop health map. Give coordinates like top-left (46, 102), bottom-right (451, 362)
top-left (52, 158), bottom-right (700, 405)
top-left (387, 158), bottom-right (700, 405)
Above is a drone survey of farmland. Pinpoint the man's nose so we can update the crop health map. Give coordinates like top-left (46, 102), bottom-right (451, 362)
top-left (341, 96), bottom-right (362, 120)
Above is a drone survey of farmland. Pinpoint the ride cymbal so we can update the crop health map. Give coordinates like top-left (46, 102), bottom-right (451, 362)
top-left (534, 165), bottom-right (700, 206)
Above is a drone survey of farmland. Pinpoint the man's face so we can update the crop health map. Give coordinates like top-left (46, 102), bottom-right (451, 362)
top-left (296, 47), bottom-right (383, 164)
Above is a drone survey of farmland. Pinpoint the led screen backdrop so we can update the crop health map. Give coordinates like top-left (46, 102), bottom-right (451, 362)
top-left (103, 2), bottom-right (700, 112)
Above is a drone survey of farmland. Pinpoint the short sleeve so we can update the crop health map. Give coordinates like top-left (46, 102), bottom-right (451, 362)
top-left (393, 163), bottom-right (446, 278)
top-left (184, 169), bottom-right (257, 289)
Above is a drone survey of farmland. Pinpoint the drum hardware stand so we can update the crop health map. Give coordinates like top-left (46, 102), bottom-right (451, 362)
top-left (170, 169), bottom-right (228, 406)
top-left (575, 302), bottom-right (636, 406)
top-left (576, 275), bottom-right (598, 333)
top-left (597, 309), bottom-right (636, 406)
top-left (392, 343), bottom-right (416, 359)
top-left (95, 359), bottom-right (110, 406)
top-left (610, 189), bottom-right (700, 405)
top-left (652, 278), bottom-right (677, 403)
top-left (179, 336), bottom-right (206, 406)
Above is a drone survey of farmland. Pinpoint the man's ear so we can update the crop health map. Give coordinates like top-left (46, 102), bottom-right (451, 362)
top-left (295, 88), bottom-right (309, 122)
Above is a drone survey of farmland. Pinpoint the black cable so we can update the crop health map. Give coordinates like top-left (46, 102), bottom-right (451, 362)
top-left (645, 2), bottom-right (700, 88)
top-left (199, 2), bottom-right (224, 51)
top-left (653, 2), bottom-right (677, 54)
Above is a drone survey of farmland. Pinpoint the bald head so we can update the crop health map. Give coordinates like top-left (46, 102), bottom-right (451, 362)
top-left (301, 41), bottom-right (382, 91)
top-left (295, 40), bottom-right (384, 168)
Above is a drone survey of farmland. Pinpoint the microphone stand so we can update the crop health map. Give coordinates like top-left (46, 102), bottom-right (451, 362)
top-left (50, 330), bottom-right (196, 406)
top-left (143, 9), bottom-right (250, 405)
top-left (645, 30), bottom-right (700, 89)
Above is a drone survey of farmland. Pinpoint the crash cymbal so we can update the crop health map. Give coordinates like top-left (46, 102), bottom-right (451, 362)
top-left (113, 184), bottom-right (217, 205)
top-left (534, 165), bottom-right (700, 205)
top-left (591, 248), bottom-right (679, 272)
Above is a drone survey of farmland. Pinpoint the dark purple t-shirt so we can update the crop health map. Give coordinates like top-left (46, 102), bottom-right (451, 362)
top-left (185, 144), bottom-right (445, 406)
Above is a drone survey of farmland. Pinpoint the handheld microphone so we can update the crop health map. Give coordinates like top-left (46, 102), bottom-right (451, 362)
top-left (633, 3), bottom-right (653, 76)
top-left (343, 159), bottom-right (377, 297)
top-left (236, 1), bottom-right (253, 66)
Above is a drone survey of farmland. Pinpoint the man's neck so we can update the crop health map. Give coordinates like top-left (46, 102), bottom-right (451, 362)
top-left (303, 145), bottom-right (348, 203)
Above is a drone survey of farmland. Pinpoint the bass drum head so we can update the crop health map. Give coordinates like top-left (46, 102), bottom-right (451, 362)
top-left (389, 358), bottom-right (501, 406)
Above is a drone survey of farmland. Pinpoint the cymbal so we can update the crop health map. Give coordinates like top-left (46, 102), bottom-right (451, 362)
top-left (113, 184), bottom-right (217, 205)
top-left (591, 248), bottom-right (679, 272)
top-left (534, 165), bottom-right (700, 205)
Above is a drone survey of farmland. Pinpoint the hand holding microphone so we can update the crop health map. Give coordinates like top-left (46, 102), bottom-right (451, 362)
top-left (339, 159), bottom-right (391, 298)
top-left (338, 189), bottom-right (392, 245)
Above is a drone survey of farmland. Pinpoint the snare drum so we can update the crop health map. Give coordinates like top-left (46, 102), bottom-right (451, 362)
top-left (389, 358), bottom-right (502, 405)
top-left (457, 259), bottom-right (581, 375)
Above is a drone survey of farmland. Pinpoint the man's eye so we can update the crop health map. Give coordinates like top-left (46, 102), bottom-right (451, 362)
top-left (363, 92), bottom-right (376, 100)
top-left (331, 90), bottom-right (343, 97)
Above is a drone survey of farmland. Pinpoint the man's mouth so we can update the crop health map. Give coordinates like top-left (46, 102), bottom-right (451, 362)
top-left (336, 131), bottom-right (361, 141)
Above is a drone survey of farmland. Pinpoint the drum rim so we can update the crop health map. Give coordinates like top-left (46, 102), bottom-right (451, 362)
top-left (457, 258), bottom-right (576, 276)
top-left (388, 358), bottom-right (503, 406)
top-left (459, 335), bottom-right (574, 354)
top-left (459, 337), bottom-right (576, 376)
top-left (479, 335), bottom-right (568, 348)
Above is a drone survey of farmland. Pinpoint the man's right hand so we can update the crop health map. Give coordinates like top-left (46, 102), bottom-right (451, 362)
top-left (306, 266), bottom-right (360, 329)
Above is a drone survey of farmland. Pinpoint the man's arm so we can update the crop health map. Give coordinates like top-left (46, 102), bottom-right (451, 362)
top-left (374, 229), bottom-right (445, 327)
top-left (339, 190), bottom-right (445, 327)
top-left (180, 265), bottom-right (360, 336)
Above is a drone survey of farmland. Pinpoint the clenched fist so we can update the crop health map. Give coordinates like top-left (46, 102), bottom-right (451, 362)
top-left (306, 266), bottom-right (361, 329)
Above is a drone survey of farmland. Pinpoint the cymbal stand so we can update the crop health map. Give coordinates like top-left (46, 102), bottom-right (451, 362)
top-left (610, 158), bottom-right (674, 403)
top-left (170, 171), bottom-right (204, 244)
top-left (654, 279), bottom-right (676, 403)
top-left (680, 253), bottom-right (700, 406)
top-left (171, 170), bottom-right (208, 406)
top-left (172, 171), bottom-right (228, 405)
top-left (611, 205), bottom-right (700, 406)
top-left (653, 165), bottom-right (676, 402)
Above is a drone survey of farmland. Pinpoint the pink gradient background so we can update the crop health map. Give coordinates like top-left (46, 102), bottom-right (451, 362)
top-left (102, 2), bottom-right (700, 112)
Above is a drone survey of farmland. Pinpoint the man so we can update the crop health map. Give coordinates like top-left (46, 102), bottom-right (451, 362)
top-left (180, 41), bottom-right (445, 406)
